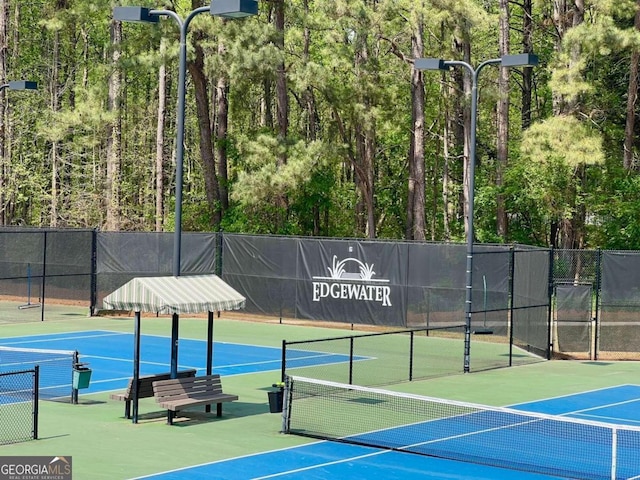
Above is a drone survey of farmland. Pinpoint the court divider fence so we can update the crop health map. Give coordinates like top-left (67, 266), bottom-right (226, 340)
top-left (281, 325), bottom-right (467, 386)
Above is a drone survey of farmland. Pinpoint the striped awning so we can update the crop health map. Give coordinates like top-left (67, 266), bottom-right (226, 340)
top-left (102, 275), bottom-right (246, 314)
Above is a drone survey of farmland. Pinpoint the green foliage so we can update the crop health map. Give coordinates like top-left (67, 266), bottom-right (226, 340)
top-left (521, 116), bottom-right (605, 168)
top-left (1, 0), bottom-right (639, 248)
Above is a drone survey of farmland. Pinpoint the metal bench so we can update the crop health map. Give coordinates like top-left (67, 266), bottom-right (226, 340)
top-left (152, 374), bottom-right (238, 425)
top-left (109, 369), bottom-right (197, 418)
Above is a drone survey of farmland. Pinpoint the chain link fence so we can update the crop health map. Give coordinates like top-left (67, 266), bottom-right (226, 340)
top-left (2, 228), bottom-right (640, 361)
top-left (0, 366), bottom-right (38, 444)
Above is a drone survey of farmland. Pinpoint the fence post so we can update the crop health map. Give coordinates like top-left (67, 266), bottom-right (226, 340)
top-left (40, 231), bottom-right (47, 322)
top-left (215, 230), bottom-right (223, 277)
top-left (409, 331), bottom-right (414, 381)
top-left (547, 247), bottom-right (555, 360)
top-left (508, 246), bottom-right (515, 366)
top-left (594, 248), bottom-right (602, 360)
top-left (90, 228), bottom-right (98, 316)
top-left (33, 365), bottom-right (39, 440)
top-left (280, 340), bottom-right (286, 383)
top-left (348, 337), bottom-right (354, 385)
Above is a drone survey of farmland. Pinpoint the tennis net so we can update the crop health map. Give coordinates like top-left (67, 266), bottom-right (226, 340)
top-left (283, 376), bottom-right (640, 480)
top-left (0, 346), bottom-right (77, 401)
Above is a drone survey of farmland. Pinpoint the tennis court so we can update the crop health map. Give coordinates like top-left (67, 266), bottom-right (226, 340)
top-left (135, 384), bottom-right (640, 480)
top-left (0, 308), bottom-right (639, 480)
top-left (0, 329), bottom-right (367, 395)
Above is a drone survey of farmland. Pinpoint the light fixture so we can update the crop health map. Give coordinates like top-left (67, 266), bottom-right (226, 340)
top-left (416, 53), bottom-right (538, 372)
top-left (0, 80), bottom-right (38, 91)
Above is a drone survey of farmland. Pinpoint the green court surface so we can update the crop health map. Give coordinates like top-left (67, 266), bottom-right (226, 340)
top-left (0, 303), bottom-right (638, 480)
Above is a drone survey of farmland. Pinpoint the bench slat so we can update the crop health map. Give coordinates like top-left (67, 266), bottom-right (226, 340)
top-left (153, 381), bottom-right (223, 395)
top-left (159, 394), bottom-right (238, 410)
top-left (153, 375), bottom-right (222, 388)
top-left (110, 369), bottom-right (197, 419)
top-left (152, 374), bottom-right (237, 424)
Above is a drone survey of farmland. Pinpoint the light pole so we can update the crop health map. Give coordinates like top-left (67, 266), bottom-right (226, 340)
top-left (415, 53), bottom-right (538, 373)
top-left (114, 1), bottom-right (257, 278)
top-left (114, 0), bottom-right (257, 423)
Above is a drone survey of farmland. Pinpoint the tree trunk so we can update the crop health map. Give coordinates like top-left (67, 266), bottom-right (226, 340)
top-left (155, 39), bottom-right (167, 232)
top-left (356, 123), bottom-right (376, 238)
top-left (274, 0), bottom-right (289, 229)
top-left (521, 0), bottom-right (534, 129)
top-left (353, 30), bottom-right (376, 239)
top-left (105, 19), bottom-right (122, 231)
top-left (188, 30), bottom-right (220, 228)
top-left (407, 23), bottom-right (426, 241)
top-left (49, 0), bottom-right (68, 227)
top-left (496, 0), bottom-right (510, 239)
top-left (442, 116), bottom-right (451, 241)
top-left (623, 0), bottom-right (640, 171)
top-left (0, 0), bottom-right (7, 225)
top-left (215, 39), bottom-right (230, 214)
top-left (552, 0), bottom-right (585, 248)
top-left (261, 77), bottom-right (273, 128)
top-left (302, 0), bottom-right (322, 235)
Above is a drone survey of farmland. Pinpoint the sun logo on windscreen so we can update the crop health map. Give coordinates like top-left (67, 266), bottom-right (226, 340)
top-left (325, 256), bottom-right (377, 280)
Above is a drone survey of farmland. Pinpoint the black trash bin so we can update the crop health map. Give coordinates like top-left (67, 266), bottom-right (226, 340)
top-left (268, 384), bottom-right (284, 413)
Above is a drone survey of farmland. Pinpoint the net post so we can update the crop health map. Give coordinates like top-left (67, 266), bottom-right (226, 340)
top-left (409, 330), bottom-right (414, 381)
top-left (281, 376), bottom-right (291, 434)
top-left (611, 427), bottom-right (617, 480)
top-left (348, 337), bottom-right (354, 384)
top-left (71, 350), bottom-right (79, 404)
top-left (280, 340), bottom-right (286, 383)
top-left (33, 365), bottom-right (39, 440)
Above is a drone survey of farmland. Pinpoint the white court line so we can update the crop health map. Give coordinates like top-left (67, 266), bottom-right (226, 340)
top-left (509, 383), bottom-right (640, 408)
top-left (128, 442), bottom-right (328, 480)
top-left (251, 449), bottom-right (389, 479)
top-left (0, 331), bottom-right (127, 347)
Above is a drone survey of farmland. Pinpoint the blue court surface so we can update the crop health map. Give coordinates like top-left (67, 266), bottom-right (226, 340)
top-left (0, 330), bottom-right (361, 395)
top-left (2, 331), bottom-right (640, 479)
top-left (133, 385), bottom-right (640, 480)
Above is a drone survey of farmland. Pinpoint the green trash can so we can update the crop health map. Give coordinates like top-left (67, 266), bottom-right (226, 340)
top-left (72, 367), bottom-right (92, 390)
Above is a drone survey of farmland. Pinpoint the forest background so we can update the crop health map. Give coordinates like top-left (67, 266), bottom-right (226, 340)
top-left (1, 0), bottom-right (640, 250)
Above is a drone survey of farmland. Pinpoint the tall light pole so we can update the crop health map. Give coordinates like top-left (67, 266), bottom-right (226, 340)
top-left (114, 1), bottom-right (257, 278)
top-left (113, 0), bottom-right (257, 424)
top-left (416, 53), bottom-right (538, 373)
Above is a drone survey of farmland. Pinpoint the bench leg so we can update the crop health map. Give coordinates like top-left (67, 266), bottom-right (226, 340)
top-left (216, 403), bottom-right (222, 417)
top-left (167, 410), bottom-right (174, 425)
top-left (125, 401), bottom-right (131, 419)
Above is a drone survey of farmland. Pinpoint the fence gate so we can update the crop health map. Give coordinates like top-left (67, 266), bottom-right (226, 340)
top-left (553, 283), bottom-right (594, 359)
